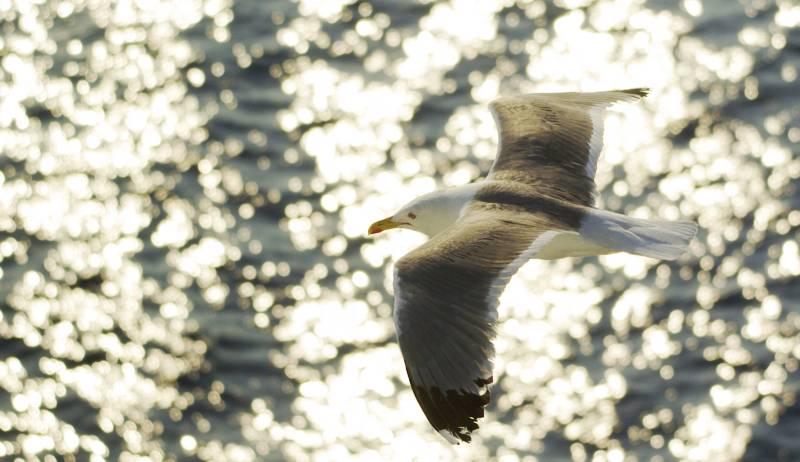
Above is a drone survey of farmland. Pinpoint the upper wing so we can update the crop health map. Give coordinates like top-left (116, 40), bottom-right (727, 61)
top-left (488, 88), bottom-right (649, 206)
top-left (392, 205), bottom-right (566, 443)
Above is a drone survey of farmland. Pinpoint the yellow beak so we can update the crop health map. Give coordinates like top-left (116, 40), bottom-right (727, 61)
top-left (368, 217), bottom-right (402, 235)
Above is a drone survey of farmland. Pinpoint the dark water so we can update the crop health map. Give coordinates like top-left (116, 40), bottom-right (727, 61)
top-left (1, 0), bottom-right (799, 460)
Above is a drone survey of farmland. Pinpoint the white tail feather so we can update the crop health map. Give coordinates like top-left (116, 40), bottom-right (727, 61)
top-left (580, 209), bottom-right (697, 260)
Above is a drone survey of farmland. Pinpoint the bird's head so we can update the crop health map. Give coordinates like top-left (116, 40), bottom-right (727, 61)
top-left (367, 205), bottom-right (420, 235)
top-left (368, 191), bottom-right (450, 236)
top-left (368, 186), bottom-right (478, 237)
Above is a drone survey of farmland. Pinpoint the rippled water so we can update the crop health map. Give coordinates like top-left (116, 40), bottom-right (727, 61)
top-left (1, 0), bottom-right (799, 460)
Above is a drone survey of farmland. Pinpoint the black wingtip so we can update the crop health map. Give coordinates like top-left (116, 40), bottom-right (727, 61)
top-left (406, 370), bottom-right (494, 444)
top-left (622, 87), bottom-right (650, 98)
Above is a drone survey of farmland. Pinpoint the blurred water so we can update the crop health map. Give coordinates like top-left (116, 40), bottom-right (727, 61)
top-left (1, 0), bottom-right (799, 460)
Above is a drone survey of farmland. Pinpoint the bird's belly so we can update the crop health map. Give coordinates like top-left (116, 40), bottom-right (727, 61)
top-left (536, 231), bottom-right (615, 260)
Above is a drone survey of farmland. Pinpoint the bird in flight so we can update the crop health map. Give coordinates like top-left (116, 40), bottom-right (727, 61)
top-left (367, 88), bottom-right (697, 444)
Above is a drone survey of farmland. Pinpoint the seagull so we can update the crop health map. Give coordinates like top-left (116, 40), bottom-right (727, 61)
top-left (367, 88), bottom-right (697, 444)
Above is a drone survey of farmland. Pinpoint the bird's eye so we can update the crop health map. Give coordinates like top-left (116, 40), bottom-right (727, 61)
top-left (408, 212), bottom-right (416, 219)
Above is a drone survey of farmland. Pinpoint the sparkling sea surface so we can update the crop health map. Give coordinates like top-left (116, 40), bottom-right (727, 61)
top-left (1, 0), bottom-right (799, 460)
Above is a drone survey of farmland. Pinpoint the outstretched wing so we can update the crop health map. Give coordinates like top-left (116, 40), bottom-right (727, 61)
top-left (488, 88), bottom-right (649, 206)
top-left (393, 204), bottom-right (568, 443)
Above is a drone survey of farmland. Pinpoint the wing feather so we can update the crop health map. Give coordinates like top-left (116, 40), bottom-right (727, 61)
top-left (393, 207), bottom-right (565, 443)
top-left (488, 88), bottom-right (649, 206)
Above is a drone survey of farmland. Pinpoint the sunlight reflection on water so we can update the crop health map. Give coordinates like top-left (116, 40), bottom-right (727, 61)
top-left (1, 0), bottom-right (799, 460)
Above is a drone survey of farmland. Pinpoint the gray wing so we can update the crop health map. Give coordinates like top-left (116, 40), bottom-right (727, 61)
top-left (488, 88), bottom-right (649, 206)
top-left (393, 205), bottom-right (564, 443)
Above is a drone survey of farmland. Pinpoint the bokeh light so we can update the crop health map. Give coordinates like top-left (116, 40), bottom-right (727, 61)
top-left (1, 0), bottom-right (798, 460)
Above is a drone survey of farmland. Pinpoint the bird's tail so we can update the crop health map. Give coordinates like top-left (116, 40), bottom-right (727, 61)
top-left (579, 209), bottom-right (697, 260)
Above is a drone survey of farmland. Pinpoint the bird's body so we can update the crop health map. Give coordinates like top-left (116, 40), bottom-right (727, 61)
top-left (368, 88), bottom-right (697, 444)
